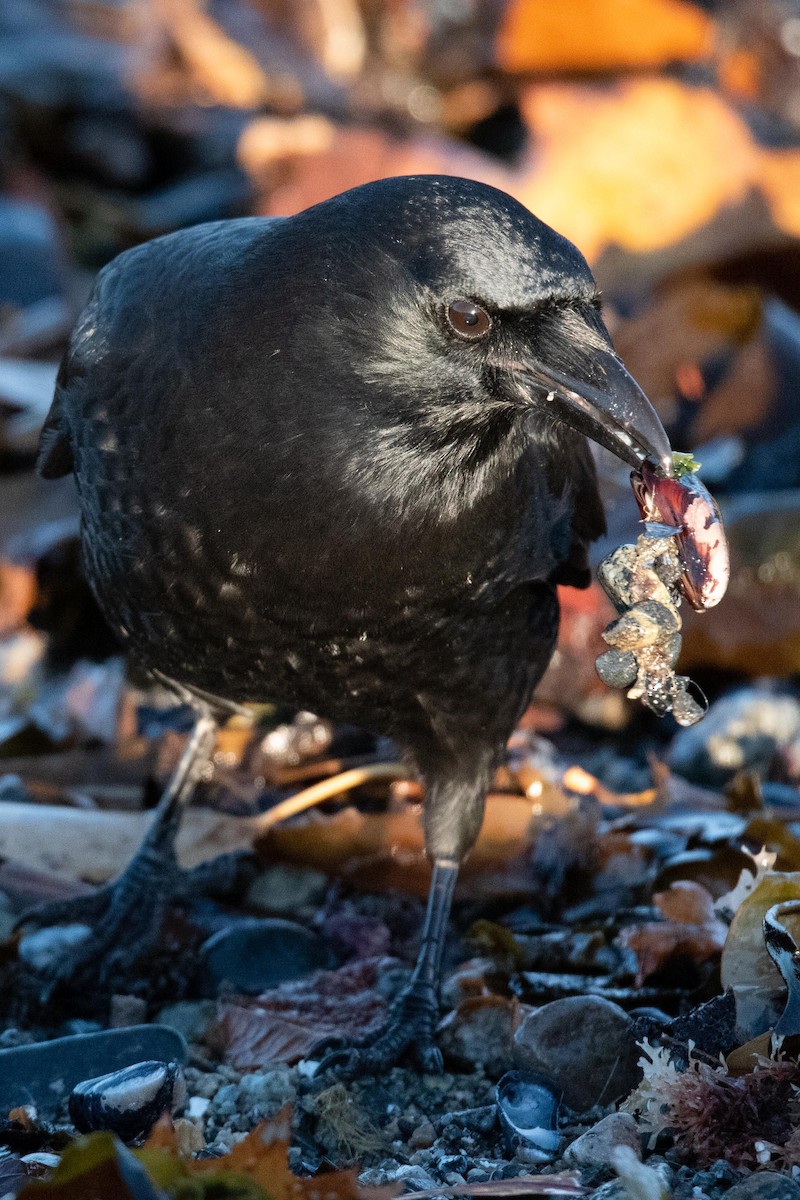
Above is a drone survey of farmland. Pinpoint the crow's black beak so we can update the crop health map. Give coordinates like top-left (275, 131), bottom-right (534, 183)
top-left (515, 309), bottom-right (673, 476)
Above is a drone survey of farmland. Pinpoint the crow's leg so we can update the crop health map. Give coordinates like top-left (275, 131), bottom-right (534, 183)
top-left (17, 706), bottom-right (219, 997)
top-left (315, 859), bottom-right (458, 1078)
top-left (315, 759), bottom-right (491, 1080)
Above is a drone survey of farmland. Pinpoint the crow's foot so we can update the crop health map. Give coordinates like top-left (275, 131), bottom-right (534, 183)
top-left (16, 846), bottom-right (256, 1007)
top-left (313, 979), bottom-right (443, 1082)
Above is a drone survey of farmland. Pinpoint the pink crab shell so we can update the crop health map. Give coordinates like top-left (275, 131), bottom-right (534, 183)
top-left (631, 461), bottom-right (730, 612)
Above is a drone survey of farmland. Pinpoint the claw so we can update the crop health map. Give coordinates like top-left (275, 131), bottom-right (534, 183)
top-left (15, 887), bottom-right (112, 934)
top-left (413, 1043), bottom-right (444, 1074)
top-left (311, 981), bottom-right (443, 1082)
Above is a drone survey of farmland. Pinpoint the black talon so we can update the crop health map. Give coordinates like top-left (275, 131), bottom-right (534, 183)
top-left (14, 709), bottom-right (221, 1011)
top-left (313, 870), bottom-right (456, 1082)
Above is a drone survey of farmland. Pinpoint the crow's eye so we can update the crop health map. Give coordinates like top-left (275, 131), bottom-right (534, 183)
top-left (446, 299), bottom-right (492, 341)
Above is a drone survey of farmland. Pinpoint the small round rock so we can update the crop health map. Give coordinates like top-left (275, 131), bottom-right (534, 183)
top-left (725, 1173), bottom-right (800, 1199)
top-left (564, 1112), bottom-right (641, 1168)
top-left (513, 997), bottom-right (639, 1111)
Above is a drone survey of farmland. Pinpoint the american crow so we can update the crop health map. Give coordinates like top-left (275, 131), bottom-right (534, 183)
top-left (32, 175), bottom-right (670, 1073)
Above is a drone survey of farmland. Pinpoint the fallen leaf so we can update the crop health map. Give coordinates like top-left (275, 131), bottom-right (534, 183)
top-left (725, 1031), bottom-right (774, 1075)
top-left (141, 1108), bottom-right (395, 1200)
top-left (617, 882), bottom-right (726, 986)
top-left (18, 1131), bottom-right (167, 1199)
top-left (213, 959), bottom-right (387, 1070)
top-left (256, 794), bottom-right (542, 897)
top-left (721, 872), bottom-right (800, 1039)
top-left (496, 0), bottom-right (713, 73)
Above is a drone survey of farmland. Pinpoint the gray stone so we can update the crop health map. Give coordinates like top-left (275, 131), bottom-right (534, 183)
top-left (725, 1172), bottom-right (800, 1199)
top-left (157, 1000), bottom-right (216, 1043)
top-left (440, 1105), bottom-right (497, 1133)
top-left (246, 865), bottom-right (328, 913)
top-left (238, 1066), bottom-right (296, 1113)
top-left (0, 1024), bottom-right (186, 1117)
top-left (18, 923), bottom-right (91, 971)
top-left (512, 997), bottom-right (639, 1111)
top-left (564, 1112), bottom-right (641, 1168)
top-left (199, 918), bottom-right (330, 996)
top-left (391, 1165), bottom-right (439, 1190)
top-left (409, 1120), bottom-right (436, 1149)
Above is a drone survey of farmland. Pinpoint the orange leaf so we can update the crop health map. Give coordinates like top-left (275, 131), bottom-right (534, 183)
top-left (497, 0), bottom-right (714, 74)
top-left (192, 1110), bottom-right (295, 1198)
top-left (141, 1112), bottom-right (179, 1153)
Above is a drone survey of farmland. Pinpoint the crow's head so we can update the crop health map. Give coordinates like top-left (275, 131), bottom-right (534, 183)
top-left (293, 174), bottom-right (671, 477)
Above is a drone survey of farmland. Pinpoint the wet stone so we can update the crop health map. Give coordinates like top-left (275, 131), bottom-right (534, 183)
top-left (156, 1000), bottom-right (216, 1043)
top-left (564, 1111), bottom-right (641, 1168)
top-left (198, 918), bottom-right (330, 996)
top-left (512, 997), bottom-right (639, 1111)
top-left (725, 1173), bottom-right (800, 1199)
top-left (409, 1120), bottom-right (436, 1149)
top-left (439, 1105), bottom-right (497, 1133)
top-left (0, 1024), bottom-right (187, 1117)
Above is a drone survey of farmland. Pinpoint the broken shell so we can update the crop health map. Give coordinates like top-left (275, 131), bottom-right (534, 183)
top-left (671, 681), bottom-right (707, 727)
top-left (496, 1070), bottom-right (560, 1161)
top-left (763, 900), bottom-right (800, 1037)
top-left (68, 1060), bottom-right (185, 1142)
top-left (632, 462), bottom-right (729, 611)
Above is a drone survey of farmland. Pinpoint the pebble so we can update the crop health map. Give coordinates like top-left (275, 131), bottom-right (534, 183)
top-left (0, 1024), bottom-right (187, 1117)
top-left (198, 918), bottom-right (330, 996)
top-left (440, 1105), bottom-right (497, 1133)
top-left (409, 1120), bottom-right (436, 1149)
top-left (237, 1066), bottom-right (296, 1115)
top-left (512, 997), bottom-right (639, 1111)
top-left (156, 1000), bottom-right (216, 1043)
top-left (564, 1112), bottom-right (641, 1168)
top-left (391, 1165), bottom-right (439, 1190)
top-left (18, 923), bottom-right (91, 971)
top-left (246, 865), bottom-right (328, 913)
top-left (440, 958), bottom-right (498, 1008)
top-left (437, 996), bottom-right (517, 1076)
top-left (109, 995), bottom-right (148, 1028)
top-left (725, 1173), bottom-right (800, 1199)
top-left (173, 1117), bottom-right (205, 1155)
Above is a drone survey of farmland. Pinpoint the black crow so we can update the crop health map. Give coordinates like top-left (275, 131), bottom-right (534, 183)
top-left (31, 175), bottom-right (670, 1073)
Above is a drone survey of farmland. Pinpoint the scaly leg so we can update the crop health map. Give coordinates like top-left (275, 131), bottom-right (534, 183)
top-left (316, 860), bottom-right (459, 1078)
top-left (17, 707), bottom-right (218, 1001)
top-left (314, 754), bottom-right (492, 1080)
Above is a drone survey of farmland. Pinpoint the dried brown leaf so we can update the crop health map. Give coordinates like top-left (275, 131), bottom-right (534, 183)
top-left (618, 882), bottom-right (726, 986)
top-left (214, 959), bottom-right (387, 1070)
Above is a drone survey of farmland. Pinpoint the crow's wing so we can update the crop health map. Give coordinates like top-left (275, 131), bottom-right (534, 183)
top-left (37, 217), bottom-right (283, 481)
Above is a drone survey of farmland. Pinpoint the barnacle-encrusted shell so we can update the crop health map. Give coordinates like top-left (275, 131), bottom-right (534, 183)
top-left (496, 1070), bottom-right (560, 1161)
top-left (632, 461), bottom-right (729, 611)
top-left (69, 1060), bottom-right (185, 1142)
